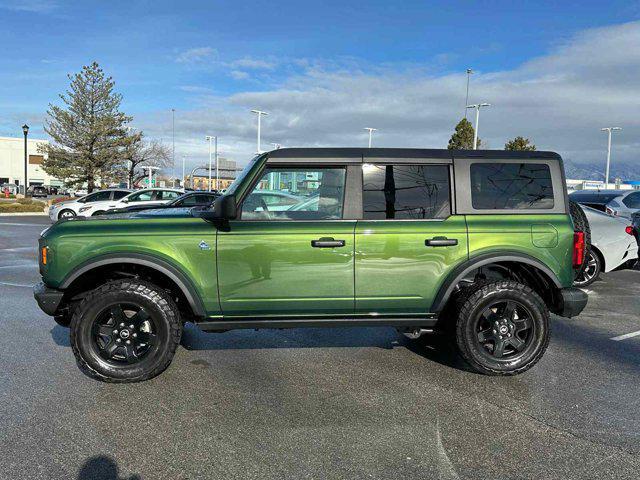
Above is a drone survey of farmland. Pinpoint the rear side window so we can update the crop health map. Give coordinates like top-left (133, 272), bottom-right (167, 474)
top-left (470, 163), bottom-right (554, 210)
top-left (363, 164), bottom-right (450, 219)
top-left (622, 192), bottom-right (640, 209)
top-left (112, 190), bottom-right (129, 200)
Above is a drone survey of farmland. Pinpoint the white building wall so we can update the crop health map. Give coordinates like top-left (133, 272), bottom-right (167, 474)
top-left (0, 136), bottom-right (63, 187)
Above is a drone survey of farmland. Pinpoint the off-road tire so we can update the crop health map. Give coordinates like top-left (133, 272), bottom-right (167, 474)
top-left (454, 280), bottom-right (550, 376)
top-left (569, 200), bottom-right (591, 279)
top-left (574, 250), bottom-right (601, 287)
top-left (70, 279), bottom-right (182, 383)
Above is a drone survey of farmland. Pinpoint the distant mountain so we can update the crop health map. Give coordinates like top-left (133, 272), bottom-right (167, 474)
top-left (564, 159), bottom-right (638, 181)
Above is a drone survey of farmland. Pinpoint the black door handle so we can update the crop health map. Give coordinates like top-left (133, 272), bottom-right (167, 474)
top-left (311, 237), bottom-right (346, 248)
top-left (425, 237), bottom-right (458, 247)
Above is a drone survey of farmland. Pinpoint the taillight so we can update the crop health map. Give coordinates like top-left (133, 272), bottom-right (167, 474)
top-left (573, 231), bottom-right (585, 267)
top-left (626, 226), bottom-right (634, 236)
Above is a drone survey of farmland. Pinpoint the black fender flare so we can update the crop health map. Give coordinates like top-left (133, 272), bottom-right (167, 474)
top-left (431, 252), bottom-right (563, 313)
top-left (59, 253), bottom-right (206, 317)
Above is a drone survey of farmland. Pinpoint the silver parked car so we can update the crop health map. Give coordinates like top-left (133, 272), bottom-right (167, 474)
top-left (574, 205), bottom-right (638, 286)
top-left (569, 189), bottom-right (640, 219)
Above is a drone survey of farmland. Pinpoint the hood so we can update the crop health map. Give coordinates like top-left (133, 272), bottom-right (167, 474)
top-left (59, 207), bottom-right (197, 223)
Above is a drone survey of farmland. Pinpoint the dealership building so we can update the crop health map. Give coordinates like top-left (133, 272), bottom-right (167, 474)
top-left (0, 136), bottom-right (63, 189)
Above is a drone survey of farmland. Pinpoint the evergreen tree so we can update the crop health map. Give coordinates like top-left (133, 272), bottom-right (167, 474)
top-left (505, 136), bottom-right (536, 151)
top-left (39, 62), bottom-right (131, 191)
top-left (447, 118), bottom-right (481, 149)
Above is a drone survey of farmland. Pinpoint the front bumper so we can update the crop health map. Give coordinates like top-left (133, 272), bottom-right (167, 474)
top-left (557, 287), bottom-right (588, 318)
top-left (33, 281), bottom-right (64, 316)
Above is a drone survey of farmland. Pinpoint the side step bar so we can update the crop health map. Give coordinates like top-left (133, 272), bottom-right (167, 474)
top-left (196, 315), bottom-right (438, 332)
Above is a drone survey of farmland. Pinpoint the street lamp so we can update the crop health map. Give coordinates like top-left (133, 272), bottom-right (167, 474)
top-left (464, 68), bottom-right (474, 119)
top-left (251, 110), bottom-right (268, 153)
top-left (205, 135), bottom-right (219, 191)
top-left (171, 109), bottom-right (176, 187)
top-left (364, 127), bottom-right (377, 148)
top-left (466, 103), bottom-right (491, 150)
top-left (22, 124), bottom-right (29, 195)
top-left (601, 127), bottom-right (622, 189)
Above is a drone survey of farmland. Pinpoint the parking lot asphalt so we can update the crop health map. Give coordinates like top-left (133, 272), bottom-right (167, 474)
top-left (1, 216), bottom-right (639, 480)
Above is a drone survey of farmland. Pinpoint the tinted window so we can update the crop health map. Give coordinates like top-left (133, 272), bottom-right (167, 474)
top-left (241, 168), bottom-right (346, 220)
top-left (622, 192), bottom-right (640, 209)
top-left (177, 194), bottom-right (216, 206)
top-left (470, 163), bottom-right (554, 210)
top-left (363, 164), bottom-right (450, 219)
top-left (569, 191), bottom-right (620, 204)
top-left (112, 190), bottom-right (129, 200)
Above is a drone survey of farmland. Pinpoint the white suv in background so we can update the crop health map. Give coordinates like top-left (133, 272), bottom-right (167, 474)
top-left (71, 188), bottom-right (184, 217)
top-left (49, 189), bottom-right (132, 221)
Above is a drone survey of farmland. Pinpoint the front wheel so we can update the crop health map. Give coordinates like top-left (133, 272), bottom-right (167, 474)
top-left (454, 280), bottom-right (550, 376)
top-left (70, 280), bottom-right (182, 382)
top-left (58, 209), bottom-right (76, 220)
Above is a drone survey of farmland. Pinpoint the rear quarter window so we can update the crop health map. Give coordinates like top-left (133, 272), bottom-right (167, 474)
top-left (470, 163), bottom-right (554, 210)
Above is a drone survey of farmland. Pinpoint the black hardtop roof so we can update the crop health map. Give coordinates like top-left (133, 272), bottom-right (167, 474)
top-left (266, 147), bottom-right (561, 161)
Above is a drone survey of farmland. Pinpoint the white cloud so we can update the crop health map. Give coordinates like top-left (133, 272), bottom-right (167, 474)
top-left (142, 21), bottom-right (640, 173)
top-left (175, 47), bottom-right (217, 64)
top-left (230, 57), bottom-right (276, 70)
top-left (0, 0), bottom-right (58, 13)
top-left (229, 70), bottom-right (249, 80)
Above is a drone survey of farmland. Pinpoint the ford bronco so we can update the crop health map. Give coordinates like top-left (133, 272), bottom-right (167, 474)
top-left (34, 148), bottom-right (588, 382)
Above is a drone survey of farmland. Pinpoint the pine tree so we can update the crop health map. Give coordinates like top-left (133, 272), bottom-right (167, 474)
top-left (505, 136), bottom-right (536, 151)
top-left (447, 118), bottom-right (481, 150)
top-left (39, 62), bottom-right (131, 191)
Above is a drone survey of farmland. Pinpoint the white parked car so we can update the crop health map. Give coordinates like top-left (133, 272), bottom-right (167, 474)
top-left (575, 205), bottom-right (638, 286)
top-left (71, 188), bottom-right (184, 217)
top-left (49, 189), bottom-right (132, 221)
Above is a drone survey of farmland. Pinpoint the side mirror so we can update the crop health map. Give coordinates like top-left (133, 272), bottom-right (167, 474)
top-left (196, 194), bottom-right (237, 221)
top-left (121, 198), bottom-right (129, 204)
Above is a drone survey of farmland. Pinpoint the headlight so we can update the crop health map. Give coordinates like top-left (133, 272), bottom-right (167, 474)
top-left (79, 206), bottom-right (92, 213)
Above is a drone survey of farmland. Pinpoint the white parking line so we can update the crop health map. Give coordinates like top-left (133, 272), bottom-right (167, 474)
top-left (0, 263), bottom-right (38, 269)
top-left (0, 247), bottom-right (34, 252)
top-left (0, 222), bottom-right (47, 226)
top-left (0, 281), bottom-right (32, 288)
top-left (610, 330), bottom-right (640, 341)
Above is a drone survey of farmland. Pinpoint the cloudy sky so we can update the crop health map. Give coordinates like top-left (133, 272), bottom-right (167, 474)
top-left (1, 0), bottom-right (639, 174)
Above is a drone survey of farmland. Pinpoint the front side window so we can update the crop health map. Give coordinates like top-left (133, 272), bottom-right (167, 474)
top-left (127, 191), bottom-right (153, 202)
top-left (241, 168), bottom-right (346, 220)
top-left (363, 164), bottom-right (451, 219)
top-left (158, 190), bottom-right (180, 200)
top-left (470, 163), bottom-right (554, 210)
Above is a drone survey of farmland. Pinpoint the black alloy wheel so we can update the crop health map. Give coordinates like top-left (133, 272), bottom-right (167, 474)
top-left (92, 303), bottom-right (158, 365)
top-left (475, 300), bottom-right (534, 361)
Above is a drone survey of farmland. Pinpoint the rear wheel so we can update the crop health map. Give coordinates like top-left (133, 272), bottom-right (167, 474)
top-left (454, 280), bottom-right (550, 375)
top-left (574, 250), bottom-right (601, 287)
top-left (70, 279), bottom-right (182, 383)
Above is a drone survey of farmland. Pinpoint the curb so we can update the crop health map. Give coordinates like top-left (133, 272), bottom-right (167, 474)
top-left (0, 211), bottom-right (49, 216)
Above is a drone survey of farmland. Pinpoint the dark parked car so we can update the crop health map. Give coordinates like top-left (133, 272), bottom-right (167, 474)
top-left (104, 190), bottom-right (219, 214)
top-left (29, 186), bottom-right (48, 198)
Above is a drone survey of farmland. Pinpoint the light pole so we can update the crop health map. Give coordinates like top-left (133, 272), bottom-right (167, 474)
top-left (172, 109), bottom-right (176, 187)
top-left (214, 136), bottom-right (219, 191)
top-left (205, 135), bottom-right (216, 192)
top-left (466, 103), bottom-right (491, 150)
top-left (22, 124), bottom-right (29, 195)
top-left (364, 127), bottom-right (377, 148)
top-left (182, 156), bottom-right (186, 189)
top-left (251, 110), bottom-right (268, 153)
top-left (601, 127), bottom-right (622, 188)
top-left (464, 68), bottom-right (473, 119)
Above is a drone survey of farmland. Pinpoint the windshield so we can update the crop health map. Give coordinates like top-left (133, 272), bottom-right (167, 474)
top-left (224, 155), bottom-right (261, 196)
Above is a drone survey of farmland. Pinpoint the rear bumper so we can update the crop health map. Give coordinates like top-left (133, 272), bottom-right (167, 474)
top-left (33, 281), bottom-right (64, 316)
top-left (557, 287), bottom-right (588, 318)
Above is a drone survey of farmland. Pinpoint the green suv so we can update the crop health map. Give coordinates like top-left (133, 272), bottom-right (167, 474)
top-left (34, 148), bottom-right (588, 382)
